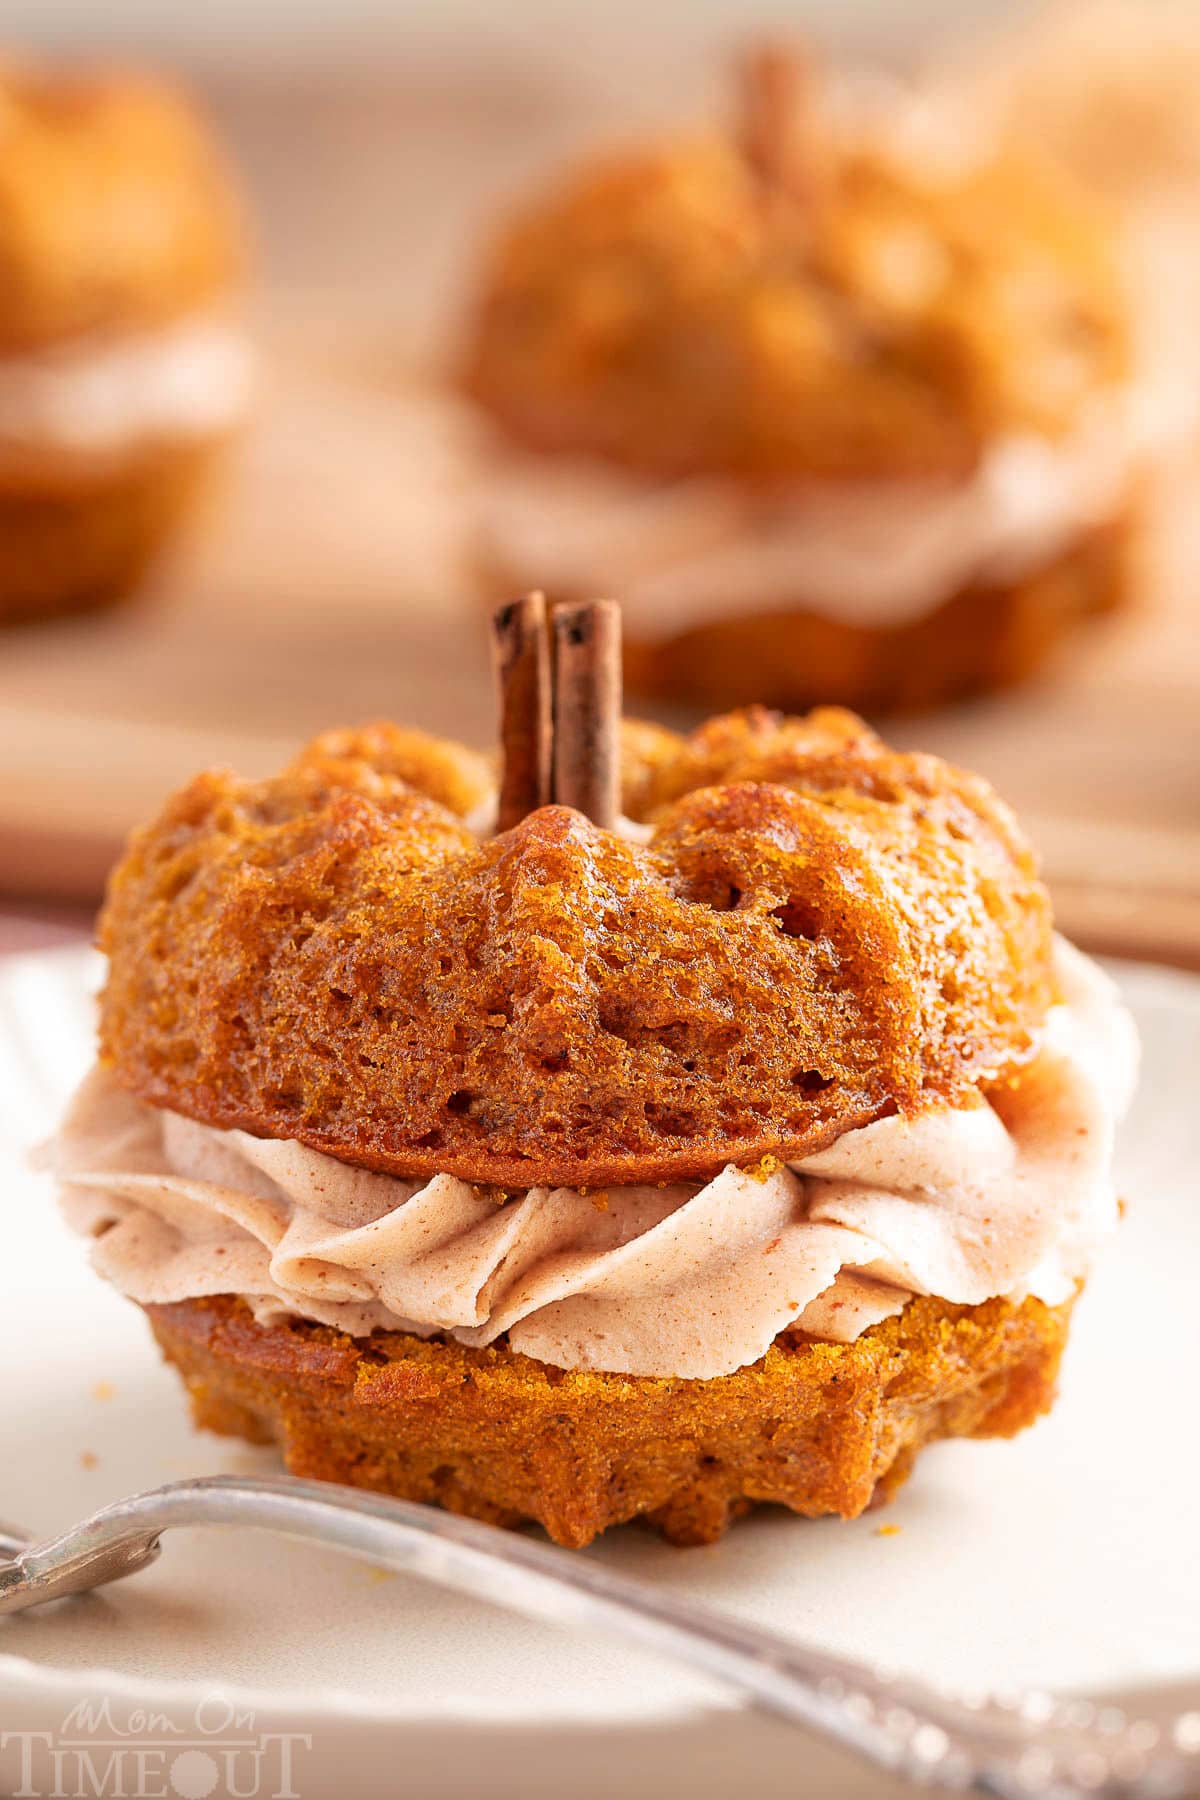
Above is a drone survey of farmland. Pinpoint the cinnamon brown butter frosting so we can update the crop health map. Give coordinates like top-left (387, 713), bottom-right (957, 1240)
top-left (0, 314), bottom-right (252, 462)
top-left (477, 381), bottom-right (1177, 639)
top-left (47, 939), bottom-right (1135, 1380)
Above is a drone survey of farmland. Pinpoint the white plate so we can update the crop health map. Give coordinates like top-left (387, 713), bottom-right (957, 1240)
top-left (1, 945), bottom-right (1196, 1800)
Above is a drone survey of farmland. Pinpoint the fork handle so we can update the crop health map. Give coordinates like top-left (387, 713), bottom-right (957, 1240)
top-left (0, 1474), bottom-right (1193, 1800)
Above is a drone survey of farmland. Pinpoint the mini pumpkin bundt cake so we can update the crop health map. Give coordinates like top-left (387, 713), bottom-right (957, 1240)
top-left (0, 57), bottom-right (251, 623)
top-left (44, 598), bottom-right (1136, 1546)
top-left (461, 48), bottom-right (1156, 712)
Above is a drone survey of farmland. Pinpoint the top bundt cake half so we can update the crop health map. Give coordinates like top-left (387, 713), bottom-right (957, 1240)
top-left (98, 705), bottom-right (1054, 1189)
top-left (461, 60), bottom-right (1128, 485)
top-left (0, 59), bottom-right (244, 353)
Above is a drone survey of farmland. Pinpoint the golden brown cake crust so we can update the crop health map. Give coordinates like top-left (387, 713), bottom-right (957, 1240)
top-left (98, 709), bottom-right (1054, 1187)
top-left (147, 1291), bottom-right (1073, 1547)
top-left (0, 61), bottom-right (244, 351)
top-left (462, 127), bottom-right (1127, 483)
top-left (0, 440), bottom-right (225, 624)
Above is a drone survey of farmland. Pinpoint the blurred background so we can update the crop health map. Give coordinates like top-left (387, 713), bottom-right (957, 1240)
top-left (0, 1), bottom-right (1062, 68)
top-left (3, 0), bottom-right (1199, 962)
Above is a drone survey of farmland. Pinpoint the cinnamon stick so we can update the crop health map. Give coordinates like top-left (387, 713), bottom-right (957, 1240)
top-left (551, 598), bottom-right (621, 832)
top-left (492, 592), bottom-right (552, 832)
top-left (736, 43), bottom-right (824, 208)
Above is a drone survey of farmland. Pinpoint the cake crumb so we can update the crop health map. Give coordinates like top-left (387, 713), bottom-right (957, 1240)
top-left (80, 1450), bottom-right (99, 1470)
top-left (471, 1184), bottom-right (511, 1207)
top-left (90, 1380), bottom-right (115, 1403)
top-left (875, 1523), bottom-right (902, 1538)
top-left (743, 1154), bottom-right (781, 1183)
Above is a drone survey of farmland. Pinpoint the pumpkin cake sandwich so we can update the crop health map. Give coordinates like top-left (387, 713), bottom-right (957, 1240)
top-left (44, 596), bottom-right (1137, 1546)
top-left (0, 55), bottom-right (251, 622)
top-left (462, 47), bottom-right (1161, 712)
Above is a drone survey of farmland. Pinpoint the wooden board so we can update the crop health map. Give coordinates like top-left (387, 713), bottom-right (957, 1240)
top-left (3, 67), bottom-right (1199, 965)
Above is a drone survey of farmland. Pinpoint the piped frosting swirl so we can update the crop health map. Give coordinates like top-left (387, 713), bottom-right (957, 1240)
top-left (47, 938), bottom-right (1135, 1380)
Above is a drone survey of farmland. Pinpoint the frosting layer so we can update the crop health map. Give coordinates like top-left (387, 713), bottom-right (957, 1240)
top-left (477, 385), bottom-right (1168, 637)
top-left (49, 939), bottom-right (1135, 1380)
top-left (0, 314), bottom-right (252, 463)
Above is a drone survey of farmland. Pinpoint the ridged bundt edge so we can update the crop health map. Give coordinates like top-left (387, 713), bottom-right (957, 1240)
top-left (146, 1290), bottom-right (1074, 1547)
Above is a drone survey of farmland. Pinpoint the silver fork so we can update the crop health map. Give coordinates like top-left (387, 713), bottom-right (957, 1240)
top-left (1, 1474), bottom-right (1195, 1799)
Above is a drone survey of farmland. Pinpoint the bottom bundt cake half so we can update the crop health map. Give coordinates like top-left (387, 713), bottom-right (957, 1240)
top-left (146, 1291), bottom-right (1072, 1548)
top-left (481, 504), bottom-right (1140, 716)
top-left (617, 506), bottom-right (1139, 714)
top-left (0, 441), bottom-right (225, 624)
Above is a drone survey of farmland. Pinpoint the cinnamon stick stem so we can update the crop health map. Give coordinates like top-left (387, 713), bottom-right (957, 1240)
top-left (551, 598), bottom-right (621, 831)
top-left (737, 43), bottom-right (821, 205)
top-left (492, 592), bottom-right (552, 832)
